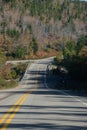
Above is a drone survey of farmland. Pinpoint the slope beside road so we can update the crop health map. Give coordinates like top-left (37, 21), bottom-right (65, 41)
top-left (0, 57), bottom-right (87, 130)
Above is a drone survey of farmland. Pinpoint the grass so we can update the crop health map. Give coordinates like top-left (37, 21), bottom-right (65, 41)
top-left (0, 79), bottom-right (18, 90)
top-left (0, 63), bottom-right (28, 90)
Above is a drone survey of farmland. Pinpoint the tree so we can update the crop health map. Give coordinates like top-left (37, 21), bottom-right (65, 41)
top-left (63, 40), bottom-right (76, 59)
top-left (30, 38), bottom-right (38, 55)
top-left (0, 49), bottom-right (6, 78)
top-left (15, 46), bottom-right (25, 59)
top-left (7, 29), bottom-right (20, 39)
top-left (79, 46), bottom-right (87, 58)
top-left (76, 36), bottom-right (87, 54)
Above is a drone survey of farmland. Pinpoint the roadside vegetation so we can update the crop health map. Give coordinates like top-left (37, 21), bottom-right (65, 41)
top-left (49, 36), bottom-right (87, 92)
top-left (0, 60), bottom-right (27, 89)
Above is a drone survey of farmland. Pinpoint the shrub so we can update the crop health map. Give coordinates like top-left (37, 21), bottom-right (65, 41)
top-left (0, 50), bottom-right (6, 66)
top-left (15, 46), bottom-right (25, 59)
top-left (11, 63), bottom-right (27, 79)
top-left (11, 69), bottom-right (17, 79)
top-left (3, 63), bottom-right (13, 80)
top-left (7, 29), bottom-right (20, 38)
top-left (79, 46), bottom-right (87, 58)
top-left (63, 41), bottom-right (76, 59)
top-left (30, 38), bottom-right (38, 55)
top-left (76, 36), bottom-right (87, 54)
top-left (54, 52), bottom-right (63, 65)
top-left (16, 63), bottom-right (27, 75)
top-left (3, 63), bottom-right (27, 80)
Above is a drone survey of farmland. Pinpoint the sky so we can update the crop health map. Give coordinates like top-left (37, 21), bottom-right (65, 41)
top-left (80, 0), bottom-right (87, 1)
top-left (79, 0), bottom-right (87, 1)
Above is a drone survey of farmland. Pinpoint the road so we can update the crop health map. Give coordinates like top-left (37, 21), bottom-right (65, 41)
top-left (0, 57), bottom-right (87, 130)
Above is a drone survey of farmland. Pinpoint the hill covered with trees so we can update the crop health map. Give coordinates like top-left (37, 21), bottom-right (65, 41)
top-left (0, 0), bottom-right (87, 59)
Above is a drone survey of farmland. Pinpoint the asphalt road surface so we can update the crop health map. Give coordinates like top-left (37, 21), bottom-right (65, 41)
top-left (0, 57), bottom-right (87, 130)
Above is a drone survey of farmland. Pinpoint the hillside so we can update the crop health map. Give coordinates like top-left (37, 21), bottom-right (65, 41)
top-left (0, 0), bottom-right (87, 59)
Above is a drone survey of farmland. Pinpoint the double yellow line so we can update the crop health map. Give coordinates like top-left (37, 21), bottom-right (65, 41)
top-left (0, 91), bottom-right (31, 130)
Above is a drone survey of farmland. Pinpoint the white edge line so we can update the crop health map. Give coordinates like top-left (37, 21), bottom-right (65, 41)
top-left (44, 67), bottom-right (87, 106)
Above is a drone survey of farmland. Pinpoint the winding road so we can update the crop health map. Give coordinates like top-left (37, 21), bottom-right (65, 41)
top-left (0, 57), bottom-right (87, 130)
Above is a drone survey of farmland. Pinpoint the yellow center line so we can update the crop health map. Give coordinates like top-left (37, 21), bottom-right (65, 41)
top-left (1, 93), bottom-right (29, 130)
top-left (0, 94), bottom-right (25, 124)
top-left (0, 74), bottom-right (38, 130)
top-left (0, 91), bottom-right (31, 130)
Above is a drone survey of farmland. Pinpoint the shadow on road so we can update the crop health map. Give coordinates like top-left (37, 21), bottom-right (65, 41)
top-left (0, 62), bottom-right (87, 130)
top-left (0, 86), bottom-right (87, 129)
top-left (1, 123), bottom-right (87, 130)
top-left (0, 98), bottom-right (87, 130)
